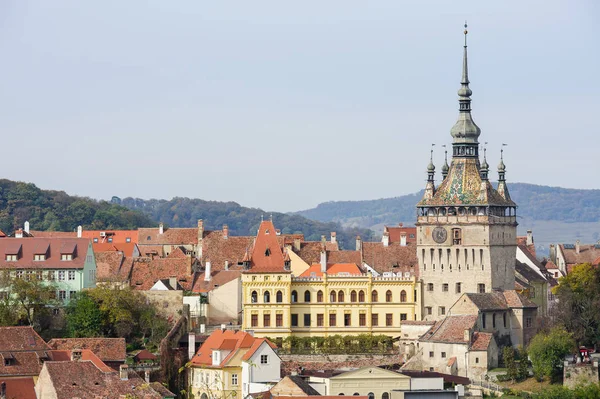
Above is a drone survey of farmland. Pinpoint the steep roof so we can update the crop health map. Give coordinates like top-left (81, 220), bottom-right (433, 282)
top-left (130, 256), bottom-right (194, 290)
top-left (47, 338), bottom-right (126, 362)
top-left (361, 242), bottom-right (418, 277)
top-left (93, 242), bottom-right (138, 257)
top-left (2, 377), bottom-right (36, 399)
top-left (0, 238), bottom-right (91, 269)
top-left (284, 375), bottom-right (322, 396)
top-left (200, 230), bottom-right (254, 271)
top-left (246, 221), bottom-right (288, 273)
top-left (95, 251), bottom-right (134, 283)
top-left (515, 260), bottom-right (546, 284)
top-left (0, 326), bottom-right (49, 351)
top-left (191, 270), bottom-right (241, 293)
top-left (190, 329), bottom-right (276, 368)
top-left (420, 315), bottom-right (478, 344)
top-left (469, 332), bottom-right (494, 351)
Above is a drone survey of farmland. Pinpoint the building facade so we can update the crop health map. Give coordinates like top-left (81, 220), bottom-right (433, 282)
top-left (416, 26), bottom-right (517, 321)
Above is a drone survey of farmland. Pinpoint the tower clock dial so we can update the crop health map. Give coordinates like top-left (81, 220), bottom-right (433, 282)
top-left (432, 227), bottom-right (448, 243)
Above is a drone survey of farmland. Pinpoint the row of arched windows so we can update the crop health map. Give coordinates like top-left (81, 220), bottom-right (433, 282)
top-left (250, 289), bottom-right (409, 303)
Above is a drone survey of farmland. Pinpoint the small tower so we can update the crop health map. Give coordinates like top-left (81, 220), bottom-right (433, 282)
top-left (497, 145), bottom-right (512, 202)
top-left (441, 148), bottom-right (450, 180)
top-left (480, 147), bottom-right (489, 181)
top-left (422, 146), bottom-right (436, 201)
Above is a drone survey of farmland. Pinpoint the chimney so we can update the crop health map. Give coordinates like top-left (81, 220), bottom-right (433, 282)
top-left (330, 232), bottom-right (337, 244)
top-left (382, 232), bottom-right (389, 247)
top-left (71, 349), bottom-right (82, 361)
top-left (549, 244), bottom-right (556, 263)
top-left (204, 262), bottom-right (212, 281)
top-left (221, 324), bottom-right (226, 332)
top-left (400, 232), bottom-right (407, 247)
top-left (399, 223), bottom-right (403, 227)
top-left (169, 277), bottom-right (177, 290)
top-left (159, 223), bottom-right (164, 235)
top-left (526, 230), bottom-right (533, 246)
top-left (15, 229), bottom-right (23, 238)
top-left (188, 332), bottom-right (196, 360)
top-left (225, 260), bottom-right (229, 271)
top-left (294, 238), bottom-right (301, 251)
top-left (356, 236), bottom-right (362, 251)
top-left (223, 225), bottom-right (229, 239)
top-left (119, 364), bottom-right (129, 380)
top-left (464, 329), bottom-right (471, 343)
top-left (24, 221), bottom-right (30, 234)
top-left (0, 381), bottom-right (5, 399)
top-left (320, 249), bottom-right (327, 273)
top-left (576, 240), bottom-right (580, 254)
top-left (321, 235), bottom-right (326, 244)
top-left (197, 219), bottom-right (204, 258)
top-left (77, 225), bottom-right (82, 238)
top-left (144, 370), bottom-right (150, 383)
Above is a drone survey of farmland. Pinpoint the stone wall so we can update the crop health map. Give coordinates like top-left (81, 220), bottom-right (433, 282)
top-left (280, 353), bottom-right (402, 375)
top-left (563, 361), bottom-right (599, 389)
top-left (141, 290), bottom-right (184, 321)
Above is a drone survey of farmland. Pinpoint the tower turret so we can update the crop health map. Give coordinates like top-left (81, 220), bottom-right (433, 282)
top-left (497, 145), bottom-right (512, 201)
top-left (441, 148), bottom-right (449, 180)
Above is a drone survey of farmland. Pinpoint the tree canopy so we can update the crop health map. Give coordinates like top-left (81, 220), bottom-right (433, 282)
top-left (528, 327), bottom-right (575, 381)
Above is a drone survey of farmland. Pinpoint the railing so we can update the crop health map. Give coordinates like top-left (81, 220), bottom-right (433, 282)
top-left (470, 378), bottom-right (503, 393)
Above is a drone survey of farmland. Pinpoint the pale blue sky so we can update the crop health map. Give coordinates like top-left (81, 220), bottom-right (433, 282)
top-left (0, 1), bottom-right (598, 211)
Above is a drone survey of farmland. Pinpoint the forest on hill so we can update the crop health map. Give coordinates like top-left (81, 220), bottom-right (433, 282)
top-left (0, 179), bottom-right (154, 234)
top-left (115, 196), bottom-right (377, 248)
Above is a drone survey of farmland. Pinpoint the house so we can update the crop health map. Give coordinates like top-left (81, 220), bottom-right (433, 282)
top-left (269, 375), bottom-right (321, 397)
top-left (35, 357), bottom-right (174, 398)
top-left (188, 329), bottom-right (281, 399)
top-left (46, 338), bottom-right (126, 371)
top-left (241, 221), bottom-right (420, 339)
top-left (0, 378), bottom-right (37, 399)
top-left (190, 269), bottom-right (243, 325)
top-left (0, 238), bottom-right (96, 304)
top-left (0, 326), bottom-right (51, 380)
top-left (551, 241), bottom-right (600, 274)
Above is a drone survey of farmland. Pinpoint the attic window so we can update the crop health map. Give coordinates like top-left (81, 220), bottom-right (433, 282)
top-left (61, 254), bottom-right (73, 261)
top-left (126, 237), bottom-right (131, 243)
top-left (147, 236), bottom-right (151, 241)
top-left (107, 237), bottom-right (113, 243)
top-left (5, 255), bottom-right (17, 261)
top-left (265, 248), bottom-right (271, 257)
top-left (265, 229), bottom-right (270, 235)
top-left (2, 353), bottom-right (15, 366)
top-left (93, 238), bottom-right (98, 243)
top-left (34, 254), bottom-right (46, 261)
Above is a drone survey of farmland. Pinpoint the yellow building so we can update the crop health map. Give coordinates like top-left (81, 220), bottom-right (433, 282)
top-left (241, 221), bottom-right (420, 338)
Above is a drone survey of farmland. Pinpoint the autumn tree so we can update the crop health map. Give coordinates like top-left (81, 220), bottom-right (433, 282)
top-left (0, 271), bottom-right (57, 328)
top-left (528, 327), bottom-right (575, 381)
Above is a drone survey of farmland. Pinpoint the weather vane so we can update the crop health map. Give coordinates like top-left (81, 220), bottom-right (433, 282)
top-left (501, 143), bottom-right (507, 160)
top-left (430, 143), bottom-right (435, 161)
top-left (464, 21), bottom-right (468, 46)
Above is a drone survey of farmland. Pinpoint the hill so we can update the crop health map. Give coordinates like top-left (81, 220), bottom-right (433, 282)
top-left (114, 197), bottom-right (377, 249)
top-left (0, 179), bottom-right (154, 233)
top-left (296, 183), bottom-right (600, 254)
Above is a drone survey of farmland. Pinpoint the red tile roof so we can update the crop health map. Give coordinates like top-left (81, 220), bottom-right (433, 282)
top-left (241, 338), bottom-right (277, 361)
top-left (299, 263), bottom-right (362, 278)
top-left (192, 270), bottom-right (241, 293)
top-left (190, 329), bottom-right (276, 367)
top-left (516, 236), bottom-right (536, 257)
top-left (0, 326), bottom-right (49, 351)
top-left (545, 260), bottom-right (558, 269)
top-left (246, 221), bottom-right (288, 273)
top-left (130, 256), bottom-right (195, 290)
top-left (559, 243), bottom-right (600, 267)
top-left (2, 377), bottom-right (36, 399)
top-left (47, 338), bottom-right (126, 362)
top-left (93, 242), bottom-right (139, 257)
top-left (385, 225), bottom-right (416, 244)
top-left (420, 315), bottom-right (478, 344)
top-left (0, 238), bottom-right (91, 270)
top-left (134, 349), bottom-right (158, 361)
top-left (95, 251), bottom-right (134, 283)
top-left (361, 242), bottom-right (418, 277)
top-left (138, 227), bottom-right (198, 245)
top-left (469, 332), bottom-right (493, 351)
top-left (201, 231), bottom-right (254, 271)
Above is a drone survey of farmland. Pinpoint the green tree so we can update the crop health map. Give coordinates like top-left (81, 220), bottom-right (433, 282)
top-left (65, 292), bottom-right (103, 337)
top-left (528, 327), bottom-right (575, 381)
top-left (517, 346), bottom-right (529, 381)
top-left (503, 346), bottom-right (518, 383)
top-left (0, 271), bottom-right (57, 327)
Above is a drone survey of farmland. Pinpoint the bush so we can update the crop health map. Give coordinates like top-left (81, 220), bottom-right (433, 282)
top-left (275, 334), bottom-right (394, 355)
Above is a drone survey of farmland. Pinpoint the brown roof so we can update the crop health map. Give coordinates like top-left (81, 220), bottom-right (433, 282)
top-left (28, 230), bottom-right (77, 238)
top-left (47, 338), bottom-right (126, 362)
top-left (299, 263), bottom-right (362, 277)
top-left (361, 242), bottom-right (418, 277)
top-left (516, 236), bottom-right (536, 257)
top-left (130, 256), bottom-right (195, 290)
top-left (138, 227), bottom-right (198, 245)
top-left (201, 230), bottom-right (254, 271)
top-left (502, 290), bottom-right (538, 309)
top-left (95, 251), bottom-right (134, 283)
top-left (93, 242), bottom-right (139, 257)
top-left (191, 270), bottom-right (241, 293)
top-left (2, 377), bottom-right (36, 399)
top-left (515, 261), bottom-right (546, 284)
top-left (559, 243), bottom-right (600, 266)
top-left (0, 238), bottom-right (91, 270)
top-left (327, 250), bottom-right (362, 265)
top-left (41, 360), bottom-right (164, 399)
top-left (150, 381), bottom-right (176, 398)
top-left (470, 332), bottom-right (494, 351)
top-left (420, 315), bottom-right (478, 344)
top-left (0, 326), bottom-right (49, 351)
top-left (545, 260), bottom-right (558, 269)
top-left (246, 221), bottom-right (288, 273)
top-left (385, 225), bottom-right (416, 244)
top-left (134, 349), bottom-right (158, 361)
top-left (464, 292), bottom-right (510, 311)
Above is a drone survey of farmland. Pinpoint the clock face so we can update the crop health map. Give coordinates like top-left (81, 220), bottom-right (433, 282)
top-left (432, 227), bottom-right (448, 244)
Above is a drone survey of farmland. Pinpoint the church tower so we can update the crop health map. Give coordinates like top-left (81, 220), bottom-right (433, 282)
top-left (416, 25), bottom-right (517, 321)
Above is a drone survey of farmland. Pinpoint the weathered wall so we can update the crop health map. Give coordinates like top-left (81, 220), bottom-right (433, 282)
top-left (280, 353), bottom-right (402, 375)
top-left (141, 290), bottom-right (184, 321)
top-left (563, 362), bottom-right (599, 389)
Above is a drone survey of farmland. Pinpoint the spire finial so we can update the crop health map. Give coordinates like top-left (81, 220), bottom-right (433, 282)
top-left (261, 214), bottom-right (264, 222)
top-left (430, 143), bottom-right (435, 162)
top-left (464, 21), bottom-right (468, 46)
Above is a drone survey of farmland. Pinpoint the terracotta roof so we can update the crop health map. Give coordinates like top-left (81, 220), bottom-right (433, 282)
top-left (399, 370), bottom-right (470, 385)
top-left (28, 230), bottom-right (77, 238)
top-left (299, 263), bottom-right (362, 278)
top-left (280, 375), bottom-right (321, 396)
top-left (385, 225), bottom-right (416, 244)
top-left (191, 270), bottom-right (241, 293)
top-left (246, 221), bottom-right (288, 273)
top-left (294, 242), bottom-right (323, 265)
top-left (545, 260), bottom-right (558, 269)
top-left (470, 332), bottom-right (494, 351)
top-left (327, 250), bottom-right (362, 266)
top-left (464, 292), bottom-right (510, 311)
top-left (516, 236), bottom-right (536, 257)
top-left (41, 360), bottom-right (164, 398)
top-left (502, 290), bottom-right (538, 309)
top-left (47, 338), bottom-right (126, 362)
top-left (134, 349), bottom-right (158, 361)
top-left (150, 381), bottom-right (176, 398)
top-left (200, 231), bottom-right (254, 271)
top-left (241, 338), bottom-right (277, 361)
top-left (49, 349), bottom-right (114, 372)
top-left (420, 315), bottom-right (478, 344)
top-left (447, 356), bottom-right (457, 367)
top-left (138, 227), bottom-right (198, 245)
top-left (191, 330), bottom-right (276, 367)
top-left (0, 238), bottom-right (91, 270)
top-left (93, 242), bottom-right (138, 257)
top-left (400, 320), bottom-right (436, 326)
top-left (559, 243), bottom-right (600, 267)
top-left (2, 377), bottom-right (36, 399)
top-left (139, 245), bottom-right (165, 257)
top-left (95, 251), bottom-right (134, 283)
top-left (130, 256), bottom-right (195, 290)
top-left (0, 326), bottom-right (49, 351)
top-left (361, 242), bottom-right (418, 277)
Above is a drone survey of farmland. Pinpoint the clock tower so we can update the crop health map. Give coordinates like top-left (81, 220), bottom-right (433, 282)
top-left (417, 26), bottom-right (518, 321)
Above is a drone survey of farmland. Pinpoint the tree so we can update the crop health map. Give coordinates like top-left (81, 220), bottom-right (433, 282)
top-left (517, 346), bottom-right (529, 381)
top-left (65, 292), bottom-right (103, 337)
top-left (528, 327), bottom-right (575, 381)
top-left (0, 271), bottom-right (57, 327)
top-left (503, 346), bottom-right (518, 383)
top-left (553, 263), bottom-right (600, 347)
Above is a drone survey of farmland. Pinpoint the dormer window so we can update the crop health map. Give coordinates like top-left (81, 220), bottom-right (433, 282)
top-left (2, 353), bottom-right (15, 366)
top-left (107, 237), bottom-right (113, 243)
top-left (5, 255), bottom-right (17, 261)
top-left (61, 254), bottom-right (73, 261)
top-left (59, 242), bottom-right (77, 261)
top-left (34, 254), bottom-right (46, 261)
top-left (93, 238), bottom-right (98, 243)
top-left (265, 248), bottom-right (271, 257)
top-left (126, 237), bottom-right (131, 243)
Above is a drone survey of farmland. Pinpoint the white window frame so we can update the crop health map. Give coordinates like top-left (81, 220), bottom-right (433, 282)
top-left (260, 354), bottom-right (268, 364)
top-left (68, 270), bottom-right (75, 280)
top-left (231, 373), bottom-right (238, 386)
top-left (58, 270), bottom-right (65, 281)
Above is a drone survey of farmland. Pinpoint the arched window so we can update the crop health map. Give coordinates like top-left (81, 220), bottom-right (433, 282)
top-left (264, 291), bottom-right (270, 303)
top-left (304, 290), bottom-right (311, 303)
top-left (353, 394), bottom-right (360, 396)
top-left (350, 290), bottom-right (357, 303)
top-left (371, 290), bottom-right (378, 302)
top-left (503, 312), bottom-right (507, 328)
top-left (201, 394), bottom-right (208, 399)
top-left (251, 291), bottom-right (257, 303)
top-left (368, 393), bottom-right (375, 399)
top-left (338, 290), bottom-right (345, 303)
top-left (317, 290), bottom-right (323, 303)
top-left (358, 290), bottom-right (365, 302)
top-left (400, 290), bottom-right (407, 303)
top-left (492, 313), bottom-right (496, 328)
top-left (382, 393), bottom-right (389, 399)
top-left (276, 290), bottom-right (283, 303)
top-left (330, 291), bottom-right (336, 303)
top-left (386, 290), bottom-right (392, 303)
top-left (291, 291), bottom-right (297, 303)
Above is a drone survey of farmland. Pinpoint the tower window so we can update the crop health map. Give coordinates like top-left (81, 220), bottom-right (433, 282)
top-left (265, 248), bottom-right (271, 257)
top-left (478, 284), bottom-right (485, 293)
top-left (452, 228), bottom-right (462, 245)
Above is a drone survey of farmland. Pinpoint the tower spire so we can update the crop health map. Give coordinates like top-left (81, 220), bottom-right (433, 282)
top-left (441, 145), bottom-right (449, 179)
top-left (450, 22), bottom-right (481, 157)
top-left (480, 142), bottom-right (489, 180)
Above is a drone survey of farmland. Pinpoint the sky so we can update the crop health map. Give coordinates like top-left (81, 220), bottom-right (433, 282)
top-left (0, 1), bottom-right (598, 212)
